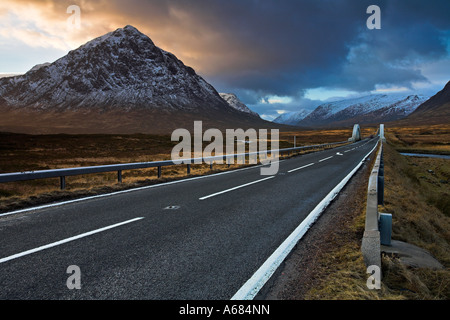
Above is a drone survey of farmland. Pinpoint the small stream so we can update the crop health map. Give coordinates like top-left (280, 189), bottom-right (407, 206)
top-left (400, 153), bottom-right (450, 160)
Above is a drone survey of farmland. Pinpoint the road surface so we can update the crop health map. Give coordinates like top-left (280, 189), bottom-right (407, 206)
top-left (0, 138), bottom-right (378, 299)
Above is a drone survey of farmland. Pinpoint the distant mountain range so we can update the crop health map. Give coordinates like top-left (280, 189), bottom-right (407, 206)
top-left (0, 25), bottom-right (447, 134)
top-left (274, 94), bottom-right (430, 127)
top-left (0, 25), bottom-right (274, 134)
top-left (273, 109), bottom-right (311, 126)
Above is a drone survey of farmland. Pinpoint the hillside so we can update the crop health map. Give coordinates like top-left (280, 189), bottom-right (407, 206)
top-left (0, 25), bottom-right (276, 134)
top-left (273, 109), bottom-right (311, 126)
top-left (399, 81), bottom-right (450, 125)
top-left (219, 93), bottom-right (260, 117)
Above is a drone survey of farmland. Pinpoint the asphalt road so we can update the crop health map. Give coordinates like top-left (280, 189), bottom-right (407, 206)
top-left (0, 137), bottom-right (378, 300)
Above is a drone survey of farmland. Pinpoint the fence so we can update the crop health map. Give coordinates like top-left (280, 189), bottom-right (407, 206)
top-left (0, 140), bottom-right (349, 190)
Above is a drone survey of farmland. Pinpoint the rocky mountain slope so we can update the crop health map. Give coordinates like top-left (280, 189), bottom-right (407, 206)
top-left (0, 25), bottom-right (272, 134)
top-left (401, 81), bottom-right (450, 125)
top-left (273, 109), bottom-right (311, 125)
top-left (219, 93), bottom-right (260, 117)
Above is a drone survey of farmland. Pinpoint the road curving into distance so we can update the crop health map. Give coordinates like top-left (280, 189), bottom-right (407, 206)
top-left (0, 137), bottom-right (379, 299)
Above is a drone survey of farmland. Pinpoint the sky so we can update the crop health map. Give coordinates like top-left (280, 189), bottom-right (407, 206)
top-left (0, 0), bottom-right (449, 120)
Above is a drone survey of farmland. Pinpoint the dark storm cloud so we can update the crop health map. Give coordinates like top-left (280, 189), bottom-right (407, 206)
top-left (79, 0), bottom-right (372, 95)
top-left (116, 0), bottom-right (448, 100)
top-left (214, 0), bottom-right (450, 94)
top-left (170, 0), bottom-right (371, 94)
top-left (144, 0), bottom-right (449, 118)
top-left (4, 0), bottom-right (448, 111)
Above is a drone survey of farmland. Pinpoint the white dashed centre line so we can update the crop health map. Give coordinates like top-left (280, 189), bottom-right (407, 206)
top-left (287, 163), bottom-right (315, 173)
top-left (199, 176), bottom-right (275, 200)
top-left (319, 156), bottom-right (333, 162)
top-left (0, 217), bottom-right (144, 264)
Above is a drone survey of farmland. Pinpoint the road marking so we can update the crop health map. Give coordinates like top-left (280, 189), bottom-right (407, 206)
top-left (0, 217), bottom-right (144, 264)
top-left (0, 161), bottom-right (286, 218)
top-left (199, 176), bottom-right (275, 200)
top-left (319, 156), bottom-right (333, 162)
top-left (287, 163), bottom-right (314, 173)
top-left (344, 150), bottom-right (351, 153)
top-left (231, 140), bottom-right (380, 300)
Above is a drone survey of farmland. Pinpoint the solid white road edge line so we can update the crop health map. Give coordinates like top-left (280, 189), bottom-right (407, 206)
top-left (0, 217), bottom-right (144, 264)
top-left (231, 141), bottom-right (379, 300)
top-left (199, 176), bottom-right (275, 200)
top-left (287, 163), bottom-right (315, 173)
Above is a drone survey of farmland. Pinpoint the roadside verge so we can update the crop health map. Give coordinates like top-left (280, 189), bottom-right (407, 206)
top-left (261, 142), bottom-right (449, 300)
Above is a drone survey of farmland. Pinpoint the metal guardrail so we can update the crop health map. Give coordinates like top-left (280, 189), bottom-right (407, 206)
top-left (0, 140), bottom-right (349, 190)
top-left (361, 139), bottom-right (390, 269)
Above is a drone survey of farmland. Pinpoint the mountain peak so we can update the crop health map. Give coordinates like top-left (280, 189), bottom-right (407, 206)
top-left (113, 25), bottom-right (148, 39)
top-left (123, 24), bottom-right (140, 32)
top-left (0, 25), bottom-right (227, 113)
top-left (273, 109), bottom-right (311, 125)
top-left (219, 93), bottom-right (260, 117)
top-left (443, 80), bottom-right (450, 92)
top-left (80, 25), bottom-right (155, 52)
top-left (0, 25), bottom-right (274, 134)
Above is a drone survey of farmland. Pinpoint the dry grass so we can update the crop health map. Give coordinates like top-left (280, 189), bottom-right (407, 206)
top-left (303, 140), bottom-right (450, 300)
top-left (385, 124), bottom-right (450, 155)
top-left (0, 129), bottom-right (356, 212)
top-left (279, 126), bottom-right (377, 147)
top-left (303, 171), bottom-right (405, 300)
top-left (377, 142), bottom-right (449, 299)
top-left (380, 144), bottom-right (450, 264)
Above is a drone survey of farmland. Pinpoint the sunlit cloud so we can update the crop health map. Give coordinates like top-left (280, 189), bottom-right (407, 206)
top-left (261, 96), bottom-right (293, 105)
top-left (371, 85), bottom-right (410, 93)
top-left (0, 0), bottom-right (81, 51)
top-left (304, 88), bottom-right (360, 101)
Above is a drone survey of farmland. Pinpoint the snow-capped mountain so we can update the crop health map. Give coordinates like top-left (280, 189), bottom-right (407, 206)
top-left (0, 25), bottom-right (268, 134)
top-left (298, 94), bottom-right (429, 127)
top-left (219, 93), bottom-right (260, 117)
top-left (0, 25), bottom-right (229, 112)
top-left (273, 109), bottom-right (311, 125)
